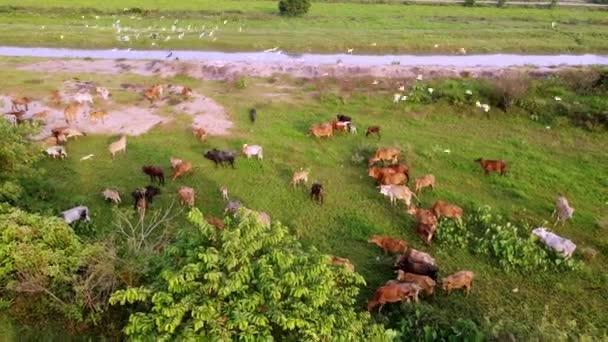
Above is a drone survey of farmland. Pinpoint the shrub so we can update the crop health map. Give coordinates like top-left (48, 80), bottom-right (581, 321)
top-left (487, 72), bottom-right (529, 111)
top-left (278, 0), bottom-right (311, 17)
top-left (234, 77), bottom-right (248, 89)
top-left (111, 209), bottom-right (390, 340)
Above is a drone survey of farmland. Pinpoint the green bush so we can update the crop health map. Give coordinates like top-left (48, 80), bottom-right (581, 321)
top-left (278, 0), bottom-right (311, 17)
top-left (111, 209), bottom-right (390, 341)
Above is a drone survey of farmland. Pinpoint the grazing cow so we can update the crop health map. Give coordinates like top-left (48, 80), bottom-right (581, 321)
top-left (143, 84), bottom-right (163, 103)
top-left (442, 271), bottom-right (474, 295)
top-left (378, 185), bottom-right (417, 207)
top-left (368, 147), bottom-right (399, 166)
top-left (310, 183), bottom-right (324, 204)
top-left (532, 227), bottom-right (576, 259)
top-left (220, 186), bottom-right (229, 201)
top-left (89, 109), bottom-right (108, 123)
top-left (330, 120), bottom-right (350, 132)
top-left (366, 126), bottom-right (381, 139)
top-left (181, 87), bottom-right (193, 97)
top-left (96, 87), bottom-right (111, 100)
top-left (336, 114), bottom-right (352, 123)
top-left (46, 146), bottom-right (67, 159)
top-left (224, 201), bottom-right (271, 227)
top-left (108, 136), bottom-right (127, 159)
top-left (328, 255), bottom-right (355, 272)
top-left (204, 149), bottom-right (235, 168)
top-left (101, 189), bottom-right (121, 204)
top-left (74, 92), bottom-right (94, 105)
top-left (242, 144), bottom-right (263, 160)
top-left (431, 201), bottom-right (463, 225)
top-left (249, 108), bottom-right (257, 123)
top-left (177, 186), bottom-right (195, 207)
top-left (131, 186), bottom-right (161, 211)
top-left (379, 172), bottom-right (408, 186)
top-left (171, 159), bottom-right (193, 181)
top-left (142, 166), bottom-right (165, 185)
top-left (414, 174), bottom-right (435, 193)
top-left (192, 127), bottom-right (208, 141)
top-left (224, 200), bottom-right (243, 215)
top-left (395, 270), bottom-right (436, 296)
top-left (308, 123), bottom-right (333, 139)
top-left (553, 196), bottom-right (574, 225)
top-left (416, 223), bottom-right (437, 245)
top-left (64, 103), bottom-right (82, 124)
top-left (367, 283), bottom-right (421, 312)
top-left (60, 206), bottom-right (91, 224)
top-left (291, 169), bottom-right (309, 188)
top-left (395, 257), bottom-right (439, 280)
top-left (394, 248), bottom-right (437, 268)
top-left (32, 110), bottom-right (49, 122)
top-left (367, 235), bottom-right (408, 254)
top-left (206, 216), bottom-right (225, 230)
top-left (475, 158), bottom-right (507, 176)
top-left (407, 205), bottom-right (438, 227)
top-left (11, 97), bottom-right (31, 111)
top-left (169, 157), bottom-right (183, 169)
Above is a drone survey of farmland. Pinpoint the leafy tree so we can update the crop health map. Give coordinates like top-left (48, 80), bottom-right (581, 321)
top-left (0, 204), bottom-right (114, 324)
top-left (278, 0), bottom-right (311, 17)
top-left (0, 120), bottom-right (42, 202)
top-left (111, 209), bottom-right (390, 341)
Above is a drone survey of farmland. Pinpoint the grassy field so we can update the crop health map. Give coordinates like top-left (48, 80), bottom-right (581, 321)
top-left (0, 1), bottom-right (606, 53)
top-left (1, 62), bottom-right (606, 338)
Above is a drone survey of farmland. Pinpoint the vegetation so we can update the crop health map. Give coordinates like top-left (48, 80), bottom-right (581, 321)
top-left (0, 63), bottom-right (606, 339)
top-left (278, 0), bottom-right (311, 16)
top-left (0, 121), bottom-right (42, 202)
top-left (0, 1), bottom-right (606, 53)
top-left (111, 209), bottom-right (389, 340)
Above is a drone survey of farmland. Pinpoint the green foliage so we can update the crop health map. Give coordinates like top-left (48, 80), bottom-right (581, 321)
top-left (406, 82), bottom-right (434, 104)
top-left (278, 0), bottom-right (311, 17)
top-left (0, 204), bottom-right (111, 324)
top-left (0, 120), bottom-right (42, 202)
top-left (111, 209), bottom-right (389, 341)
top-left (436, 207), bottom-right (582, 272)
top-left (435, 80), bottom-right (476, 106)
top-left (464, 0), bottom-right (476, 7)
top-left (234, 77), bottom-right (248, 89)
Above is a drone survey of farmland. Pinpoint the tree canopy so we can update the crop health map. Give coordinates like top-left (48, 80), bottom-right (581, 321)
top-left (111, 209), bottom-right (390, 341)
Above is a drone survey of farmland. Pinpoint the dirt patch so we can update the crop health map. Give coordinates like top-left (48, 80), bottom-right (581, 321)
top-left (174, 93), bottom-right (233, 136)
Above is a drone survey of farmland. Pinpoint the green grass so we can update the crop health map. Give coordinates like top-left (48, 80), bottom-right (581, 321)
top-left (0, 1), bottom-right (606, 53)
top-left (1, 64), bottom-right (606, 338)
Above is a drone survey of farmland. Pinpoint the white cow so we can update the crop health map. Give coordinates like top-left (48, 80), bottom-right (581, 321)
top-left (95, 87), bottom-right (111, 100)
top-left (46, 146), bottom-right (67, 159)
top-left (61, 206), bottom-right (91, 224)
top-left (242, 144), bottom-right (263, 160)
top-left (532, 227), bottom-right (576, 259)
top-left (379, 185), bottom-right (417, 207)
top-left (553, 196), bottom-right (574, 225)
top-left (74, 92), bottom-right (94, 104)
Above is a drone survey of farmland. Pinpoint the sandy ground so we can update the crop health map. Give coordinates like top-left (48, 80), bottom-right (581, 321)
top-left (16, 58), bottom-right (570, 82)
top-left (1, 79), bottom-right (231, 139)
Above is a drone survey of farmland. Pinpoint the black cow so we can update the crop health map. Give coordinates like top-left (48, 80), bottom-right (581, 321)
top-left (204, 149), bottom-right (235, 168)
top-left (249, 108), bottom-right (257, 123)
top-left (336, 114), bottom-right (352, 123)
top-left (310, 183), bottom-right (324, 205)
top-left (395, 258), bottom-right (438, 281)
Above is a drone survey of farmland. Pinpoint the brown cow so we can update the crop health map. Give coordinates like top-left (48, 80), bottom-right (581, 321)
top-left (431, 200), bottom-right (463, 225)
top-left (171, 159), bottom-right (193, 181)
top-left (368, 165), bottom-right (410, 184)
top-left (380, 172), bottom-right (408, 186)
top-left (366, 125), bottom-right (381, 139)
top-left (414, 174), bottom-right (435, 193)
top-left (206, 216), bottom-right (225, 230)
top-left (475, 158), bottom-right (507, 176)
top-left (11, 97), bottom-right (31, 112)
top-left (192, 127), bottom-right (208, 141)
top-left (396, 270), bottom-right (436, 296)
top-left (308, 123), bottom-right (333, 138)
top-left (64, 102), bottom-right (82, 124)
top-left (89, 109), bottom-right (108, 123)
top-left (442, 271), bottom-right (474, 295)
top-left (367, 235), bottom-right (408, 254)
top-left (368, 147), bottom-right (400, 166)
top-left (330, 120), bottom-right (349, 132)
top-left (367, 283), bottom-right (421, 312)
top-left (328, 256), bottom-right (355, 272)
top-left (177, 186), bottom-right (195, 207)
top-left (144, 84), bottom-right (163, 103)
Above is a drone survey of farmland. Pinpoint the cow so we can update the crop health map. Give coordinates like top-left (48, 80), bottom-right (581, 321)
top-left (368, 147), bottom-right (399, 166)
top-left (242, 144), bottom-right (263, 160)
top-left (475, 158), bottom-right (507, 176)
top-left (310, 183), bottom-right (324, 204)
top-left (367, 235), bottom-right (408, 254)
top-left (365, 126), bottom-right (381, 139)
top-left (101, 189), bottom-right (121, 204)
top-left (308, 123), bottom-right (333, 139)
top-left (414, 175), bottom-right (435, 193)
top-left (328, 256), bottom-right (355, 272)
top-left (378, 185), bottom-right (417, 207)
top-left (532, 227), bottom-right (576, 259)
top-left (204, 149), bottom-right (235, 168)
top-left (442, 271), bottom-right (474, 295)
top-left (108, 136), bottom-right (127, 160)
top-left (553, 196), bottom-right (574, 225)
top-left (60, 206), bottom-right (91, 224)
top-left (177, 186), bottom-right (196, 207)
top-left (395, 270), bottom-right (436, 296)
top-left (46, 146), bottom-right (67, 159)
top-left (367, 283), bottom-right (421, 312)
top-left (431, 200), bottom-right (463, 225)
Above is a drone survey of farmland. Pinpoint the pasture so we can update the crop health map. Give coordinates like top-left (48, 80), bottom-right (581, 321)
top-left (0, 1), bottom-right (607, 53)
top-left (2, 60), bottom-right (607, 338)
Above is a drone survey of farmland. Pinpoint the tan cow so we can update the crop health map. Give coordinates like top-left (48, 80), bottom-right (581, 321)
top-left (64, 102), bottom-right (82, 124)
top-left (368, 235), bottom-right (408, 254)
top-left (368, 147), bottom-right (400, 166)
top-left (414, 174), bottom-right (435, 193)
top-left (108, 136), bottom-right (127, 159)
top-left (328, 255), bottom-right (355, 272)
top-left (442, 271), bottom-right (474, 295)
top-left (396, 270), bottom-right (436, 296)
top-left (308, 123), bottom-right (333, 139)
top-left (177, 186), bottom-right (195, 207)
top-left (431, 200), bottom-right (463, 225)
top-left (367, 283), bottom-right (421, 312)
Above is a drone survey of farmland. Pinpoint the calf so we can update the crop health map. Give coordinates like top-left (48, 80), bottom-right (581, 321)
top-left (177, 186), bottom-right (195, 207)
top-left (414, 174), bottom-right (435, 193)
top-left (46, 146), bottom-right (67, 159)
top-left (310, 183), bottom-right (324, 204)
top-left (220, 186), bottom-right (229, 201)
top-left (143, 84), bottom-right (163, 103)
top-left (204, 149), bottom-right (235, 168)
top-left (431, 200), bottom-right (463, 225)
top-left (249, 108), bottom-right (257, 123)
top-left (50, 90), bottom-right (62, 105)
top-left (475, 158), bottom-right (507, 176)
top-left (142, 166), bottom-right (165, 185)
top-left (395, 270), bottom-right (436, 296)
top-left (367, 235), bottom-right (408, 254)
top-left (101, 189), bottom-right (121, 204)
top-left (532, 227), bottom-right (576, 259)
top-left (89, 109), bottom-right (108, 124)
top-left (553, 196), bottom-right (574, 225)
top-left (242, 144), bottom-right (263, 160)
top-left (442, 271), bottom-right (474, 295)
top-left (367, 283), bottom-right (421, 312)
top-left (378, 185), bottom-right (417, 207)
top-left (328, 255), bottom-right (355, 272)
top-left (365, 126), bottom-right (381, 139)
top-left (291, 169), bottom-right (309, 188)
top-left (61, 206), bottom-right (91, 224)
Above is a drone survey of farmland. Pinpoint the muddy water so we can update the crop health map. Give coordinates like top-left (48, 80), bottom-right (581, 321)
top-left (1, 46), bottom-right (607, 67)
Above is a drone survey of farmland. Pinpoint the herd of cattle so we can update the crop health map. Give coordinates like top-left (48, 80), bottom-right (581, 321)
top-left (5, 83), bottom-right (580, 314)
